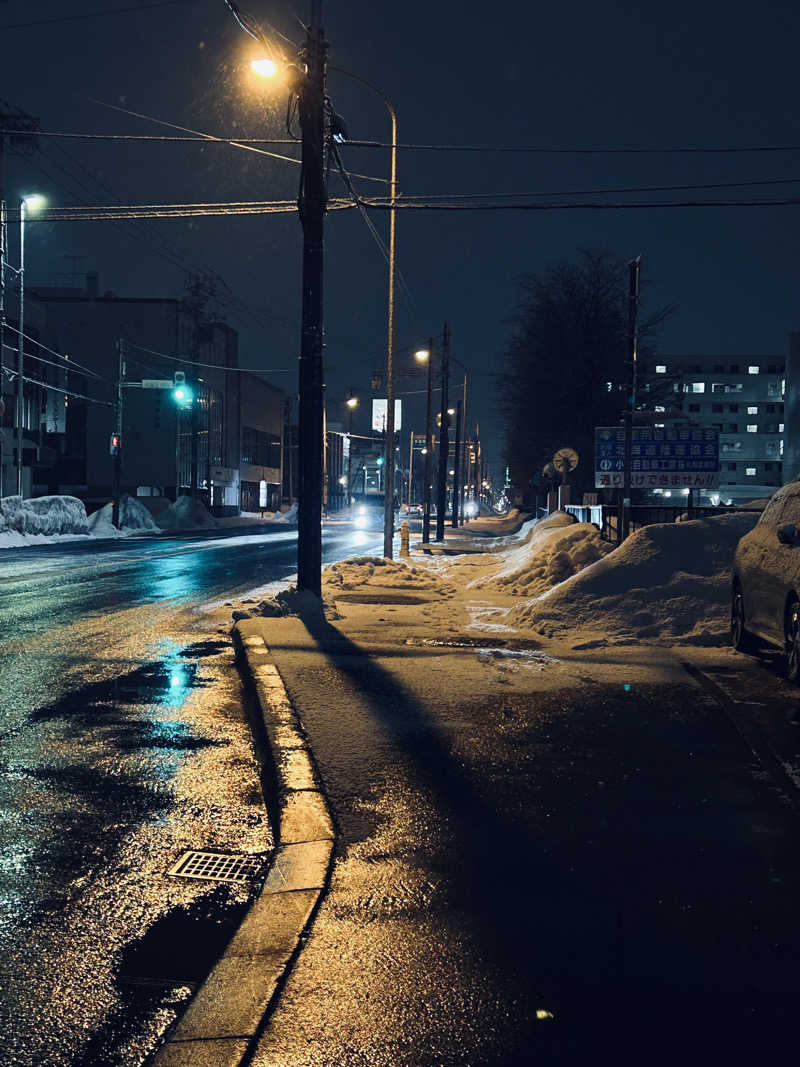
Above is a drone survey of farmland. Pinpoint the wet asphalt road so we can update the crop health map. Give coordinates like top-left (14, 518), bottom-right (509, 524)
top-left (251, 620), bottom-right (800, 1065)
top-left (0, 524), bottom-right (380, 1067)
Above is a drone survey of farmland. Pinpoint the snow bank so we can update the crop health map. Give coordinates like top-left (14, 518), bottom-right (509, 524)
top-left (0, 494), bottom-right (89, 538)
top-left (267, 502), bottom-right (297, 524)
top-left (513, 512), bottom-right (758, 646)
top-left (323, 555), bottom-right (450, 593)
top-left (87, 495), bottom-right (160, 538)
top-left (470, 511), bottom-right (611, 597)
top-left (157, 495), bottom-right (218, 530)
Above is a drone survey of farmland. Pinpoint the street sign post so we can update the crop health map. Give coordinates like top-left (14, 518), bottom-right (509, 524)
top-left (594, 426), bottom-right (720, 490)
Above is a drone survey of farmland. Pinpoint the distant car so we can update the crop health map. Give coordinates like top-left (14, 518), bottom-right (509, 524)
top-left (731, 484), bottom-right (800, 680)
top-left (350, 494), bottom-right (399, 531)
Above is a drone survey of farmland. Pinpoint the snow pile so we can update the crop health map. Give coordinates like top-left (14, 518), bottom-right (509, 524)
top-left (323, 555), bottom-right (452, 593)
top-left (0, 494), bottom-right (89, 538)
top-left (266, 502), bottom-right (297, 524)
top-left (87, 495), bottom-right (160, 538)
top-left (470, 511), bottom-right (611, 597)
top-left (157, 495), bottom-right (218, 530)
top-left (512, 512), bottom-right (758, 646)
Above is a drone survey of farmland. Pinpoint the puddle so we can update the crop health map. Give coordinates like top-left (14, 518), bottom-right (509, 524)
top-left (120, 885), bottom-right (249, 985)
top-left (477, 647), bottom-right (557, 671)
top-left (406, 636), bottom-right (506, 649)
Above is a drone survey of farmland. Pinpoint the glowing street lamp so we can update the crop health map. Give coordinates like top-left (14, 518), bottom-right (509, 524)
top-left (251, 56), bottom-right (277, 77)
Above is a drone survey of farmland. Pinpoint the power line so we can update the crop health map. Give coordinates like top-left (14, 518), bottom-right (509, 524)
top-left (1, 322), bottom-right (106, 381)
top-left (0, 0), bottom-right (193, 31)
top-left (8, 129), bottom-right (800, 155)
top-left (123, 339), bottom-right (297, 373)
top-left (0, 365), bottom-right (112, 407)
top-left (395, 176), bottom-right (800, 200)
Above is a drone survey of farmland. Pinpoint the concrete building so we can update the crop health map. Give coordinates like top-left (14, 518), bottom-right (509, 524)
top-left (1, 272), bottom-right (285, 514)
top-left (641, 353), bottom-right (785, 504)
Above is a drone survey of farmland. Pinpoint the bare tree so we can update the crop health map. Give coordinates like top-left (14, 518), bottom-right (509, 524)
top-left (497, 249), bottom-right (675, 497)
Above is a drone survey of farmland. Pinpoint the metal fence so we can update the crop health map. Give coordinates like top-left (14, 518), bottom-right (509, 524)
top-left (563, 503), bottom-right (762, 543)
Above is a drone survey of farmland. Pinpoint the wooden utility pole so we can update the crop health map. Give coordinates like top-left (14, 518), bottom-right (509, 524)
top-left (435, 323), bottom-right (450, 540)
top-left (620, 256), bottom-right (641, 543)
top-left (422, 336), bottom-right (434, 543)
top-left (296, 0), bottom-right (327, 594)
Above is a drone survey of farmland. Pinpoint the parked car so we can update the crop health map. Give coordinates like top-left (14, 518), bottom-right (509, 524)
top-left (731, 483), bottom-right (800, 680)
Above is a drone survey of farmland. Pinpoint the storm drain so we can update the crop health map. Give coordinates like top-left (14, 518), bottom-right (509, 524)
top-left (168, 850), bottom-right (266, 884)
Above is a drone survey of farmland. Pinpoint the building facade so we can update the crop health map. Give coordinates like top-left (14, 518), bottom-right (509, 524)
top-left (1, 271), bottom-right (285, 514)
top-left (641, 354), bottom-right (785, 504)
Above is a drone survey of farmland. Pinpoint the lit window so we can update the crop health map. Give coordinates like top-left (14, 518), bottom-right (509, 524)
top-left (747, 406), bottom-right (757, 414)
top-left (654, 405), bottom-right (665, 412)
top-left (748, 366), bottom-right (759, 374)
top-left (779, 423), bottom-right (785, 432)
top-left (746, 424), bottom-right (757, 433)
top-left (746, 467), bottom-right (756, 476)
top-left (692, 382), bottom-right (705, 393)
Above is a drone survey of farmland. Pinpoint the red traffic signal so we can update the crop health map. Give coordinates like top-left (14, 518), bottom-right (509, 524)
top-left (109, 432), bottom-right (121, 455)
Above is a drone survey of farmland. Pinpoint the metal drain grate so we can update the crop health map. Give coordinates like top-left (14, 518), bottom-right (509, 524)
top-left (168, 850), bottom-right (265, 884)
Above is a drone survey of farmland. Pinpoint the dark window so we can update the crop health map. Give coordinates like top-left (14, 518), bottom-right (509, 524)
top-left (768, 364), bottom-right (778, 373)
top-left (688, 364), bottom-right (701, 372)
top-left (729, 364), bottom-right (740, 373)
top-left (766, 404), bottom-right (776, 413)
top-left (241, 426), bottom-right (281, 468)
top-left (727, 462), bottom-right (737, 471)
top-left (688, 403), bottom-right (700, 412)
top-left (728, 404), bottom-right (739, 412)
top-left (778, 463), bottom-right (783, 471)
top-left (726, 423), bottom-right (738, 432)
top-left (765, 463), bottom-right (773, 471)
top-left (713, 364), bottom-right (724, 373)
top-left (712, 403), bottom-right (723, 413)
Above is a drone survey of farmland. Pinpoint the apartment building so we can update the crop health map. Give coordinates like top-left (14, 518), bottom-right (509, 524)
top-left (641, 354), bottom-right (785, 504)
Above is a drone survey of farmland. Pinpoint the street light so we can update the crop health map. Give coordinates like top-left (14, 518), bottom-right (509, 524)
top-left (415, 343), bottom-right (435, 542)
top-left (251, 57), bottom-right (277, 77)
top-left (16, 193), bottom-right (45, 496)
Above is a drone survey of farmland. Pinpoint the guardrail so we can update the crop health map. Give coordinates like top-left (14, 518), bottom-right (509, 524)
top-left (563, 504), bottom-right (762, 543)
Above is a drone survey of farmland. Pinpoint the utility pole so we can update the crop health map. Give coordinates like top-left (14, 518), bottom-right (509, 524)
top-left (16, 198), bottom-right (25, 497)
top-left (435, 322), bottom-right (450, 541)
top-left (620, 256), bottom-right (641, 543)
top-left (451, 396), bottom-right (462, 528)
top-left (296, 0), bottom-right (327, 595)
top-left (112, 340), bottom-right (125, 529)
top-left (0, 135), bottom-right (5, 498)
top-left (422, 336), bottom-right (434, 543)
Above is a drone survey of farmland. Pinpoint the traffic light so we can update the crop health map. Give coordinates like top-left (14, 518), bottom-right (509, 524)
top-left (109, 432), bottom-right (121, 455)
top-left (172, 371), bottom-right (192, 404)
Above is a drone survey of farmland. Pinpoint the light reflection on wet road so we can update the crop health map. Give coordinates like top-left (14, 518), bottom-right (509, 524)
top-left (0, 526), bottom-right (380, 1067)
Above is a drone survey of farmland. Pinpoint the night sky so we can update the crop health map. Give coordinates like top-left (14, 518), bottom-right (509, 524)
top-left (3, 0), bottom-right (799, 477)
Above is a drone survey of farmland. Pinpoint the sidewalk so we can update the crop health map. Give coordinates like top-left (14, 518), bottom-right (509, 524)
top-left (227, 548), bottom-right (800, 1063)
top-left (153, 512), bottom-right (800, 1064)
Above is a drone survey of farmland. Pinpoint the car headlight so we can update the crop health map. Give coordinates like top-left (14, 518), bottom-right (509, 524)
top-left (358, 505), bottom-right (367, 516)
top-left (354, 514), bottom-right (368, 529)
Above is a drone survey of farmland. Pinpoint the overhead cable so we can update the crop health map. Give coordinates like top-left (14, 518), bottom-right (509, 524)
top-left (2, 322), bottom-right (106, 380)
top-left (0, 365), bottom-right (113, 407)
top-left (8, 129), bottom-right (800, 155)
top-left (124, 338), bottom-right (297, 373)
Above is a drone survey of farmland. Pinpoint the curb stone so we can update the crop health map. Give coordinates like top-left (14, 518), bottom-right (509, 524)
top-left (151, 620), bottom-right (335, 1067)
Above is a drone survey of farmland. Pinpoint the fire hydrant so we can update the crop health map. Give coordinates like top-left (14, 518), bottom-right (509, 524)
top-left (400, 521), bottom-right (410, 557)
